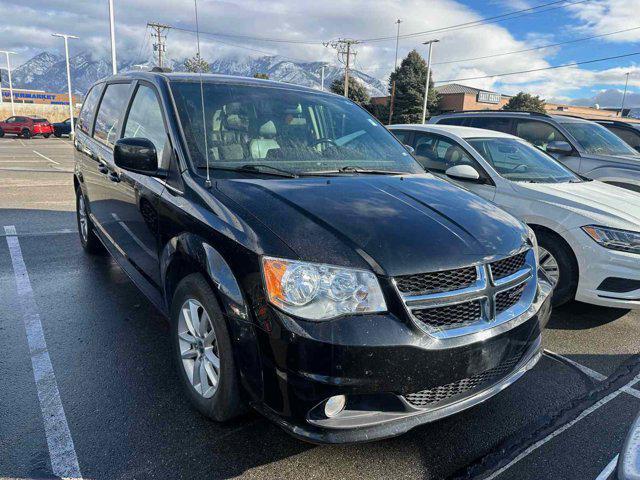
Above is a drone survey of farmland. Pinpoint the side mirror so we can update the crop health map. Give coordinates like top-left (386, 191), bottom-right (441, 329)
top-left (114, 138), bottom-right (164, 177)
top-left (445, 164), bottom-right (481, 182)
top-left (546, 140), bottom-right (573, 155)
top-left (634, 146), bottom-right (640, 153)
top-left (404, 145), bottom-right (415, 154)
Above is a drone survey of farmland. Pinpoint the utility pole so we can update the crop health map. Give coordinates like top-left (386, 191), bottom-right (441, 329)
top-left (108, 0), bottom-right (117, 74)
top-left (320, 65), bottom-right (325, 91)
top-left (324, 39), bottom-right (359, 98)
top-left (388, 18), bottom-right (402, 125)
top-left (421, 39), bottom-right (439, 124)
top-left (52, 34), bottom-right (78, 138)
top-left (0, 51), bottom-right (16, 116)
top-left (620, 72), bottom-right (630, 117)
top-left (148, 22), bottom-right (171, 68)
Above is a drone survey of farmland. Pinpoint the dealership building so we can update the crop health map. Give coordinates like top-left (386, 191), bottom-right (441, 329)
top-left (0, 88), bottom-right (80, 106)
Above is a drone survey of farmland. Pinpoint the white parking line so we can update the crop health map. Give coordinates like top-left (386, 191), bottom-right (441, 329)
top-left (595, 455), bottom-right (619, 480)
top-left (545, 350), bottom-right (640, 400)
top-left (486, 372), bottom-right (640, 480)
top-left (32, 150), bottom-right (61, 165)
top-left (4, 225), bottom-right (83, 479)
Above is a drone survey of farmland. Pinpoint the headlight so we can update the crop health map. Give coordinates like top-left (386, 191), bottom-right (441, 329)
top-left (582, 225), bottom-right (640, 254)
top-left (262, 257), bottom-right (387, 320)
top-left (526, 225), bottom-right (539, 267)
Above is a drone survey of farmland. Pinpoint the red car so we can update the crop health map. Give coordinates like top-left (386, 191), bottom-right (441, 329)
top-left (0, 116), bottom-right (54, 139)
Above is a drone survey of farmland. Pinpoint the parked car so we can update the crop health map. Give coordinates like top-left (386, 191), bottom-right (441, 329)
top-left (390, 124), bottom-right (640, 309)
top-left (590, 119), bottom-right (640, 153)
top-left (430, 111), bottom-right (640, 192)
top-left (73, 72), bottom-right (552, 443)
top-left (0, 116), bottom-right (53, 139)
top-left (52, 117), bottom-right (77, 137)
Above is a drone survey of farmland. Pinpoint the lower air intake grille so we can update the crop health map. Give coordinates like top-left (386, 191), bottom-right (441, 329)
top-left (495, 283), bottom-right (526, 313)
top-left (412, 301), bottom-right (482, 330)
top-left (404, 347), bottom-right (527, 408)
top-left (490, 251), bottom-right (527, 280)
top-left (395, 266), bottom-right (477, 296)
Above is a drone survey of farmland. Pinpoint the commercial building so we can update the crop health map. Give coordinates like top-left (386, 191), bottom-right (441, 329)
top-left (0, 88), bottom-right (80, 106)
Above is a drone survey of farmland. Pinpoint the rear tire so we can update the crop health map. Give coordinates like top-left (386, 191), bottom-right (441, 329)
top-left (76, 189), bottom-right (104, 254)
top-left (171, 273), bottom-right (246, 422)
top-left (43, 133), bottom-right (51, 138)
top-left (534, 229), bottom-right (578, 307)
top-left (21, 129), bottom-right (31, 139)
top-left (54, 132), bottom-right (62, 138)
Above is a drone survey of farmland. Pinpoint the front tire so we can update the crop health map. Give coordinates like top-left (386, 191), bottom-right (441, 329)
top-left (171, 273), bottom-right (246, 422)
top-left (535, 229), bottom-right (578, 306)
top-left (76, 189), bottom-right (104, 254)
top-left (54, 132), bottom-right (62, 138)
top-left (0, 128), bottom-right (4, 138)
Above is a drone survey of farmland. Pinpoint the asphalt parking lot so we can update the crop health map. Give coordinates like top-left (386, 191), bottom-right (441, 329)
top-left (1, 136), bottom-right (640, 480)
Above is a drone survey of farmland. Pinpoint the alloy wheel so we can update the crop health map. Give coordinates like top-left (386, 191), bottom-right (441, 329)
top-left (78, 195), bottom-right (89, 242)
top-left (539, 246), bottom-right (560, 286)
top-left (178, 299), bottom-right (220, 399)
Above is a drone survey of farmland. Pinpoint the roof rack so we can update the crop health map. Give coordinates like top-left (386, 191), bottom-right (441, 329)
top-left (441, 109), bottom-right (551, 117)
top-left (150, 66), bottom-right (172, 73)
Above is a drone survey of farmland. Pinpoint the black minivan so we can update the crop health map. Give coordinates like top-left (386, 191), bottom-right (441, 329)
top-left (73, 71), bottom-right (553, 443)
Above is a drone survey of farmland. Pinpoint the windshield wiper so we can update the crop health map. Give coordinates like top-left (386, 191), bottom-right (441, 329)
top-left (304, 166), bottom-right (406, 176)
top-left (199, 164), bottom-right (298, 178)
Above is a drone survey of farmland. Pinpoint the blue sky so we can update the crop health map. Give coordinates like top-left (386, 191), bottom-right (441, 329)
top-left (0, 0), bottom-right (638, 106)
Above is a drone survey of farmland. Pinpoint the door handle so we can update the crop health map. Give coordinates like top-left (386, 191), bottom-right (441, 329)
top-left (109, 172), bottom-right (121, 183)
top-left (98, 164), bottom-right (109, 174)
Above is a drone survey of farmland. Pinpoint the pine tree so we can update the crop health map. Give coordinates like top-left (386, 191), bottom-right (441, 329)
top-left (388, 50), bottom-right (439, 123)
top-left (183, 53), bottom-right (210, 73)
top-left (253, 73), bottom-right (269, 79)
top-left (329, 75), bottom-right (370, 105)
top-left (502, 92), bottom-right (546, 113)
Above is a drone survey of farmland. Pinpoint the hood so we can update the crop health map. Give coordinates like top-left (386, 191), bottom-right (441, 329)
top-left (583, 152), bottom-right (640, 163)
top-left (514, 180), bottom-right (640, 231)
top-left (218, 174), bottom-right (527, 277)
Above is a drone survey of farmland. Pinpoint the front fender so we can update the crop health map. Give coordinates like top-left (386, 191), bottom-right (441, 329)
top-left (160, 233), bottom-right (263, 401)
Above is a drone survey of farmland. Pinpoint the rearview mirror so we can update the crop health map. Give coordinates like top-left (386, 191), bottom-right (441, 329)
top-left (114, 138), bottom-right (164, 177)
top-left (404, 144), bottom-right (415, 154)
top-left (445, 164), bottom-right (481, 182)
top-left (546, 140), bottom-right (573, 155)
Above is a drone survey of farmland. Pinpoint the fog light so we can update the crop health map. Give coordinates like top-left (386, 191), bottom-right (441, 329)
top-left (324, 395), bottom-right (346, 418)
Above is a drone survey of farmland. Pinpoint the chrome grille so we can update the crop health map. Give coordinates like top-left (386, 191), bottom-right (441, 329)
top-left (490, 252), bottom-right (527, 280)
top-left (395, 267), bottom-right (477, 296)
top-left (393, 250), bottom-right (535, 339)
top-left (412, 301), bottom-right (481, 329)
top-left (404, 345), bottom-right (527, 408)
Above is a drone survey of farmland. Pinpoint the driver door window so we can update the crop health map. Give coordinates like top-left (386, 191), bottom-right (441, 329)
top-left (412, 132), bottom-right (481, 174)
top-left (124, 84), bottom-right (167, 165)
top-left (514, 120), bottom-right (569, 152)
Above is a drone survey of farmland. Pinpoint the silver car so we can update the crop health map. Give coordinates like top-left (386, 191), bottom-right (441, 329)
top-left (429, 111), bottom-right (640, 192)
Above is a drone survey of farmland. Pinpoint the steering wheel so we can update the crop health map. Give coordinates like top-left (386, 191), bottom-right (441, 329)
top-left (311, 138), bottom-right (338, 148)
top-left (508, 163), bottom-right (529, 173)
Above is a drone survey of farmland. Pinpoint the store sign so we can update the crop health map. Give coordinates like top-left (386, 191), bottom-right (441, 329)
top-left (477, 91), bottom-right (501, 104)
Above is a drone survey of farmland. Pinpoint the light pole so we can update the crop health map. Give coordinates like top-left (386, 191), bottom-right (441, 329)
top-left (620, 72), bottom-right (630, 117)
top-left (0, 51), bottom-right (16, 115)
top-left (52, 34), bottom-right (78, 137)
top-left (108, 0), bottom-right (117, 74)
top-left (320, 65), bottom-right (325, 91)
top-left (421, 39), bottom-right (439, 124)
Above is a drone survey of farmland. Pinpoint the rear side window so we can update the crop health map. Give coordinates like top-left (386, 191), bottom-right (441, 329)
top-left (124, 84), bottom-right (167, 164)
top-left (514, 119), bottom-right (569, 152)
top-left (77, 85), bottom-right (103, 134)
top-left (93, 83), bottom-right (131, 147)
top-left (466, 117), bottom-right (512, 133)
top-left (391, 130), bottom-right (411, 144)
top-left (436, 117), bottom-right (467, 126)
top-left (606, 126), bottom-right (640, 150)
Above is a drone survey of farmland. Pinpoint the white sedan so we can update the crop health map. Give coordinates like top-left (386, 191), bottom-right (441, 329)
top-left (389, 124), bottom-right (640, 309)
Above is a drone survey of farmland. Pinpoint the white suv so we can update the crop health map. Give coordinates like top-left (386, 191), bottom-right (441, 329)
top-left (390, 124), bottom-right (640, 309)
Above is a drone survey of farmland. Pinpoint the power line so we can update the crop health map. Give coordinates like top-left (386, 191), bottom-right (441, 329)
top-left (324, 39), bottom-right (360, 97)
top-left (434, 25), bottom-right (640, 65)
top-left (435, 51), bottom-right (640, 84)
top-left (359, 0), bottom-right (591, 43)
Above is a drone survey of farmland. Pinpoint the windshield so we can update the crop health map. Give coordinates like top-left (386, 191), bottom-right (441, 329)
top-left (561, 122), bottom-right (639, 156)
top-left (170, 81), bottom-right (423, 175)
top-left (466, 137), bottom-right (580, 183)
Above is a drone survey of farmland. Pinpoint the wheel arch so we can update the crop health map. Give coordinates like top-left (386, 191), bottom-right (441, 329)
top-left (160, 233), bottom-right (263, 400)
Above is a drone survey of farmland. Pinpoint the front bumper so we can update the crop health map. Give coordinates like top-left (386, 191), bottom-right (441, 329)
top-left (572, 228), bottom-right (640, 309)
top-left (253, 278), bottom-right (553, 444)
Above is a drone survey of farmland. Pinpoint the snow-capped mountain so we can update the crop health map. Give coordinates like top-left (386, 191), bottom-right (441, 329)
top-left (1, 51), bottom-right (387, 98)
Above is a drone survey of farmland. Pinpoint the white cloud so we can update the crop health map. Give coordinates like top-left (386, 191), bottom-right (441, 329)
top-left (567, 0), bottom-right (640, 42)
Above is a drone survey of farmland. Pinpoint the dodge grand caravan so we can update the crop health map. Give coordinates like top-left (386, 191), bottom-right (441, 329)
top-left (73, 72), bottom-right (553, 443)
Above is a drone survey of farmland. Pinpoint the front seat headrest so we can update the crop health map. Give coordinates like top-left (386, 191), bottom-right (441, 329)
top-left (259, 120), bottom-right (277, 139)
